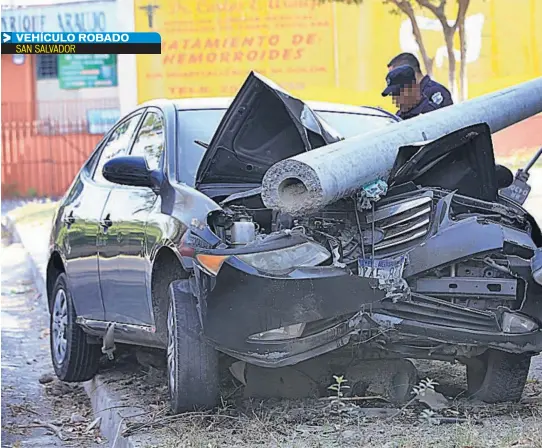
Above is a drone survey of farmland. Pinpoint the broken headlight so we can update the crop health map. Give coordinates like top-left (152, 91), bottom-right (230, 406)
top-left (236, 241), bottom-right (330, 274)
top-left (501, 311), bottom-right (538, 333)
top-left (248, 323), bottom-right (306, 341)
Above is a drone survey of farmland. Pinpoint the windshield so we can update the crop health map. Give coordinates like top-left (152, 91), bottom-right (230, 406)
top-left (316, 111), bottom-right (397, 138)
top-left (177, 109), bottom-right (226, 186)
top-left (177, 108), bottom-right (397, 186)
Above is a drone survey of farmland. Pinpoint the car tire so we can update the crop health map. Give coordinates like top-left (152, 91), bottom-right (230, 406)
top-left (167, 281), bottom-right (219, 413)
top-left (50, 273), bottom-right (100, 382)
top-left (466, 349), bottom-right (531, 403)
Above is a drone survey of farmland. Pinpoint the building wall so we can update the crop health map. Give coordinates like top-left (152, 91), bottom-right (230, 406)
top-left (1, 0), bottom-right (122, 197)
top-left (1, 54), bottom-right (35, 122)
top-left (1, 0), bottom-right (120, 123)
top-left (35, 79), bottom-right (119, 122)
top-left (133, 0), bottom-right (541, 107)
top-left (130, 0), bottom-right (541, 155)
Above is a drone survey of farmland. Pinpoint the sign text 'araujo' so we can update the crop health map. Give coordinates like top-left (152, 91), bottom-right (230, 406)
top-left (0, 1), bottom-right (118, 33)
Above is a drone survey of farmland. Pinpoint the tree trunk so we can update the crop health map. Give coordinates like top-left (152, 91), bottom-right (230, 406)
top-left (457, 0), bottom-right (470, 101)
top-left (458, 19), bottom-right (467, 101)
top-left (391, 0), bottom-right (434, 76)
top-left (443, 27), bottom-right (457, 100)
top-left (408, 15), bottom-right (434, 76)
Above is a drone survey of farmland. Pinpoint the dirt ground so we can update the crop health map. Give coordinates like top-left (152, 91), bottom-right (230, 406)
top-left (86, 351), bottom-right (542, 448)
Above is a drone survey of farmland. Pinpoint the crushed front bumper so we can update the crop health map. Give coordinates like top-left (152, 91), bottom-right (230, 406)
top-left (192, 214), bottom-right (542, 366)
top-left (199, 260), bottom-right (389, 367)
top-left (199, 261), bottom-right (542, 365)
top-left (382, 317), bottom-right (542, 353)
top-left (373, 292), bottom-right (542, 354)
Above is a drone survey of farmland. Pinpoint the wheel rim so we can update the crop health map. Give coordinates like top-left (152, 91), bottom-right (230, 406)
top-left (167, 302), bottom-right (176, 394)
top-left (52, 288), bottom-right (68, 364)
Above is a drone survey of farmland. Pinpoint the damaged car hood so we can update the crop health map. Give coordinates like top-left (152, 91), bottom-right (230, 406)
top-left (389, 123), bottom-right (499, 202)
top-left (195, 71), bottom-right (343, 187)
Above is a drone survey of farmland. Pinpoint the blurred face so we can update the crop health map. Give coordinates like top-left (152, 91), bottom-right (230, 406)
top-left (392, 83), bottom-right (421, 110)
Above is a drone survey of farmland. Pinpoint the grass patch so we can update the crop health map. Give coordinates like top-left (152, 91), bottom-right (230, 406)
top-left (8, 201), bottom-right (58, 227)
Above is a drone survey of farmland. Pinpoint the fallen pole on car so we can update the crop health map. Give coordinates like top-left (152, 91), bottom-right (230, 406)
top-left (261, 76), bottom-right (542, 215)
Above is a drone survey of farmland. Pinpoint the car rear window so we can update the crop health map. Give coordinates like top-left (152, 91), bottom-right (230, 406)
top-left (176, 108), bottom-right (397, 186)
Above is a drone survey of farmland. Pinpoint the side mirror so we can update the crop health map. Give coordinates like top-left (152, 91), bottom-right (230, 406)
top-left (102, 156), bottom-right (163, 191)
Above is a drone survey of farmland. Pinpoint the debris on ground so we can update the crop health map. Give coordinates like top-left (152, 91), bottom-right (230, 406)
top-left (89, 352), bottom-right (542, 448)
top-left (39, 373), bottom-right (55, 385)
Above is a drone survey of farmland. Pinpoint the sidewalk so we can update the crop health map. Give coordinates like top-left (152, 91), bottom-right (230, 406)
top-left (3, 211), bottom-right (142, 448)
top-left (1, 221), bottom-right (103, 447)
top-left (14, 219), bottom-right (50, 305)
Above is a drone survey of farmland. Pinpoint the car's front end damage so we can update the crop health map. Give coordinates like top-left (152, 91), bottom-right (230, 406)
top-left (174, 72), bottom-right (542, 383)
top-left (181, 180), bottom-right (542, 369)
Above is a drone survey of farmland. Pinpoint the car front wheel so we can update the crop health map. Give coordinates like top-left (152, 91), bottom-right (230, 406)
top-left (466, 349), bottom-right (532, 403)
top-left (167, 281), bottom-right (219, 413)
top-left (50, 273), bottom-right (100, 382)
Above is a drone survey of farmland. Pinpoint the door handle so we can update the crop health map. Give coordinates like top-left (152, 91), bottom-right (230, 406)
top-left (63, 210), bottom-right (75, 227)
top-left (100, 214), bottom-right (113, 231)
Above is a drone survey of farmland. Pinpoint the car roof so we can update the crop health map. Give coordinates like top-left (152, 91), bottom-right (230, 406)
top-left (138, 97), bottom-right (396, 118)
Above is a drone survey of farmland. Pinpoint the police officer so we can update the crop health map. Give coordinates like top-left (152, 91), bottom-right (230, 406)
top-left (382, 65), bottom-right (440, 120)
top-left (387, 52), bottom-right (453, 109)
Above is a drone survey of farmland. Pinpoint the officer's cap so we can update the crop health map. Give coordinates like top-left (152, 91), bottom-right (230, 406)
top-left (382, 65), bottom-right (416, 97)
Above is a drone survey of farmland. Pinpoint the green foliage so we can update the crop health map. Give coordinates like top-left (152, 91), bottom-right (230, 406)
top-left (328, 374), bottom-right (350, 399)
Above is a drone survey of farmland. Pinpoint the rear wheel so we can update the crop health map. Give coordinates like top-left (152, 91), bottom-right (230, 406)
top-left (466, 349), bottom-right (531, 403)
top-left (50, 273), bottom-right (100, 382)
top-left (167, 281), bottom-right (219, 413)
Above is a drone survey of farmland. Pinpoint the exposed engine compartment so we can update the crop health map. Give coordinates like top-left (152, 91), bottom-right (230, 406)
top-left (206, 181), bottom-right (537, 314)
top-left (209, 183), bottom-right (534, 257)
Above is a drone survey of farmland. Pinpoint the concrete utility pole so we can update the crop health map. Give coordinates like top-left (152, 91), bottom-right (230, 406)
top-left (261, 77), bottom-right (542, 216)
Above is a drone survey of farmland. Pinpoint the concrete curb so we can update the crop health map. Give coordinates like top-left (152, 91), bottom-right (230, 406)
top-left (3, 214), bottom-right (47, 311)
top-left (6, 216), bottom-right (138, 448)
top-left (83, 377), bottom-right (140, 448)
top-left (2, 215), bottom-right (20, 245)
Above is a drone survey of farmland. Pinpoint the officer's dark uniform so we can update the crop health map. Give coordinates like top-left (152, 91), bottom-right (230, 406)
top-left (396, 96), bottom-right (438, 119)
top-left (382, 65), bottom-right (441, 120)
top-left (420, 75), bottom-right (453, 108)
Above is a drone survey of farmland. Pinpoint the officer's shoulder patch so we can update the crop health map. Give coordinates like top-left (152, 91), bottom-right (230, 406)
top-left (431, 92), bottom-right (444, 105)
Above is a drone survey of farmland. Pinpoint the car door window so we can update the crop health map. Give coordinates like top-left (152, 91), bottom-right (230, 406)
top-left (130, 111), bottom-right (165, 171)
top-left (92, 114), bottom-right (143, 185)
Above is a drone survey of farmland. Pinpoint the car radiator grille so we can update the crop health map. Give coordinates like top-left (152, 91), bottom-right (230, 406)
top-left (366, 194), bottom-right (433, 254)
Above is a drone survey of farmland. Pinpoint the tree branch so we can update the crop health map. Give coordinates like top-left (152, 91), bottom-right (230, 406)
top-left (415, 0), bottom-right (441, 17)
top-left (416, 0), bottom-right (451, 31)
top-left (454, 0), bottom-right (470, 30)
top-left (388, 0), bottom-right (434, 76)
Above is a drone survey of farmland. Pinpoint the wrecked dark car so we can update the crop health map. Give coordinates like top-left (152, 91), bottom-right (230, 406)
top-left (46, 72), bottom-right (542, 414)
